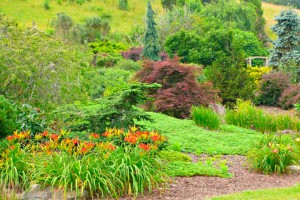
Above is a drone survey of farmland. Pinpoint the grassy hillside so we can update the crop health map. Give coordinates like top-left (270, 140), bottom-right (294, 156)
top-left (137, 112), bottom-right (262, 155)
top-left (262, 2), bottom-right (300, 39)
top-left (0, 0), bottom-right (163, 33)
top-left (1, 1), bottom-right (299, 38)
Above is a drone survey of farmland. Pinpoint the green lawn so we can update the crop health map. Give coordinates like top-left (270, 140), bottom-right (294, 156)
top-left (137, 112), bottom-right (262, 155)
top-left (0, 0), bottom-right (163, 32)
top-left (212, 184), bottom-right (300, 200)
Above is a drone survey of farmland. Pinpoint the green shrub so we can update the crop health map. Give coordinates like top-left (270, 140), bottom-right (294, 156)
top-left (54, 83), bottom-right (160, 133)
top-left (226, 100), bottom-right (300, 133)
top-left (115, 59), bottom-right (141, 71)
top-left (118, 0), bottom-right (129, 10)
top-left (43, 0), bottom-right (50, 10)
top-left (248, 134), bottom-right (300, 174)
top-left (96, 54), bottom-right (123, 67)
top-left (16, 104), bottom-right (48, 135)
top-left (191, 106), bottom-right (221, 130)
top-left (0, 96), bottom-right (17, 137)
top-left (85, 68), bottom-right (131, 99)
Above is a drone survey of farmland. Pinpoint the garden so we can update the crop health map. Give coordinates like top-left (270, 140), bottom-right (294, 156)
top-left (0, 0), bottom-right (300, 199)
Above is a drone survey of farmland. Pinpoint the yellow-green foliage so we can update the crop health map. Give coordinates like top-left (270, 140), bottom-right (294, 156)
top-left (0, 0), bottom-right (163, 33)
top-left (226, 100), bottom-right (300, 133)
top-left (246, 66), bottom-right (272, 88)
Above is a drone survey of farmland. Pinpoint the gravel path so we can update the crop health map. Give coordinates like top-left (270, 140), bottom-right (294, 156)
top-left (131, 155), bottom-right (300, 200)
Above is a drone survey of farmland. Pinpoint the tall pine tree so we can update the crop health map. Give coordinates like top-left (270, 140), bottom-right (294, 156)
top-left (141, 1), bottom-right (160, 61)
top-left (118, 0), bottom-right (128, 10)
top-left (270, 9), bottom-right (300, 67)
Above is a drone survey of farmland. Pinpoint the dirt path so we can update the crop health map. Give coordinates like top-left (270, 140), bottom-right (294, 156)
top-left (132, 155), bottom-right (300, 200)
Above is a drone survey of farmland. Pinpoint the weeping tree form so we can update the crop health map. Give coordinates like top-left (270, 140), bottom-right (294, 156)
top-left (270, 9), bottom-right (300, 82)
top-left (141, 1), bottom-right (160, 61)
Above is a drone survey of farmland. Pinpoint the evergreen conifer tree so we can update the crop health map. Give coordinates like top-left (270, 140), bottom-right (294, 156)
top-left (141, 1), bottom-right (160, 61)
top-left (118, 0), bottom-right (128, 10)
top-left (270, 9), bottom-right (300, 67)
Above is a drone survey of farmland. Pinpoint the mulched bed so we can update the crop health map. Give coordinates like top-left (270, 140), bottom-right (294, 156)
top-left (131, 154), bottom-right (300, 200)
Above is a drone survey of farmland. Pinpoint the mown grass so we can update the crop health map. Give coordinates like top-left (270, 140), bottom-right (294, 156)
top-left (212, 184), bottom-right (300, 200)
top-left (0, 0), bottom-right (163, 33)
top-left (137, 112), bottom-right (262, 155)
top-left (262, 2), bottom-right (300, 40)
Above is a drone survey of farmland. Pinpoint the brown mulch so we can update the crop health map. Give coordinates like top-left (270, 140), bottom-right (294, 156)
top-left (127, 155), bottom-right (300, 200)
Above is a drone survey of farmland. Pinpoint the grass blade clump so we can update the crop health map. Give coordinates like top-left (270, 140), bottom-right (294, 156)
top-left (192, 106), bottom-right (221, 130)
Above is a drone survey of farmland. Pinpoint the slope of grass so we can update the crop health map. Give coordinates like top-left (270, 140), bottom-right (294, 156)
top-left (262, 2), bottom-right (300, 40)
top-left (0, 0), bottom-right (163, 33)
top-left (212, 184), bottom-right (300, 200)
top-left (137, 112), bottom-right (262, 155)
top-left (1, 1), bottom-right (299, 39)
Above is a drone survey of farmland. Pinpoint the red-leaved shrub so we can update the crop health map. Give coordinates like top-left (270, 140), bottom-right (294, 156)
top-left (121, 47), bottom-right (143, 61)
top-left (279, 84), bottom-right (300, 110)
top-left (256, 72), bottom-right (291, 106)
top-left (135, 57), bottom-right (219, 118)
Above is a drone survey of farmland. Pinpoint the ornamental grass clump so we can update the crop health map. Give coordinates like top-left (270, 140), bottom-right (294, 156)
top-left (191, 106), bottom-right (221, 130)
top-left (248, 134), bottom-right (300, 174)
top-left (0, 128), bottom-right (168, 198)
top-left (226, 100), bottom-right (300, 133)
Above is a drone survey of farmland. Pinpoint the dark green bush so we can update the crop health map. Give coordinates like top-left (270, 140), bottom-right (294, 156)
top-left (95, 54), bottom-right (123, 67)
top-left (256, 72), bottom-right (290, 106)
top-left (54, 83), bottom-right (160, 133)
top-left (16, 104), bottom-right (48, 135)
top-left (0, 95), bottom-right (17, 137)
top-left (206, 55), bottom-right (256, 107)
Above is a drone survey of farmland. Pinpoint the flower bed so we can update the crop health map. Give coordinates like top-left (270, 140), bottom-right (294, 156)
top-left (0, 128), bottom-right (168, 198)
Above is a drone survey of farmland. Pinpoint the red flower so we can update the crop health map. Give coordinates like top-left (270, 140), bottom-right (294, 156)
top-left (124, 135), bottom-right (137, 144)
top-left (81, 147), bottom-right (88, 154)
top-left (83, 142), bottom-right (95, 149)
top-left (91, 133), bottom-right (100, 139)
top-left (9, 145), bottom-right (15, 150)
top-left (139, 143), bottom-right (150, 151)
top-left (151, 135), bottom-right (160, 142)
top-left (49, 134), bottom-right (59, 141)
top-left (108, 144), bottom-right (115, 150)
top-left (272, 149), bottom-right (279, 154)
top-left (42, 131), bottom-right (49, 137)
top-left (72, 138), bottom-right (79, 145)
top-left (102, 132), bottom-right (111, 137)
top-left (6, 135), bottom-right (15, 141)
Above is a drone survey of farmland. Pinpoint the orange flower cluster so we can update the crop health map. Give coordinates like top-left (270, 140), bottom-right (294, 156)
top-left (101, 127), bottom-right (167, 151)
top-left (6, 131), bottom-right (30, 141)
top-left (5, 128), bottom-right (167, 155)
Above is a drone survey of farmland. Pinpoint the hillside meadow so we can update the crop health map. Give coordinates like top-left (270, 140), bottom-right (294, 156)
top-left (1, 0), bottom-right (300, 38)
